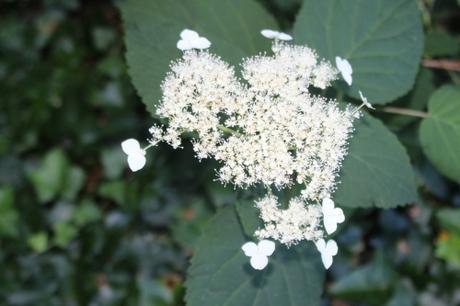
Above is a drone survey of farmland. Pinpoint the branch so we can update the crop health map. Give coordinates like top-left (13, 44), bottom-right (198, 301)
top-left (379, 106), bottom-right (428, 118)
top-left (422, 59), bottom-right (460, 72)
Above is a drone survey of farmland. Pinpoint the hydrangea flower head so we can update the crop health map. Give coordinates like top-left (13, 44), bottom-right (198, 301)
top-left (121, 29), bottom-right (375, 270)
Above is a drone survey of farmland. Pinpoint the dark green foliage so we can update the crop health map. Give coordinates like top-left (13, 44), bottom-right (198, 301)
top-left (1, 0), bottom-right (460, 306)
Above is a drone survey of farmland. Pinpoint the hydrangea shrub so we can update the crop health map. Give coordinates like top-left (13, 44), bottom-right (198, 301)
top-left (119, 0), bottom-right (427, 304)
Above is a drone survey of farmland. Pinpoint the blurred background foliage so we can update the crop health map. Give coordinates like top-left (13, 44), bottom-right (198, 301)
top-left (0, 0), bottom-right (459, 305)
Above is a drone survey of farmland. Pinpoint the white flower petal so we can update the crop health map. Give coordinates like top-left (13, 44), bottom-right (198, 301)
top-left (342, 72), bottom-right (352, 86)
top-left (335, 56), bottom-right (353, 86)
top-left (127, 153), bottom-right (146, 172)
top-left (277, 32), bottom-right (293, 41)
top-left (193, 37), bottom-right (211, 49)
top-left (258, 240), bottom-right (275, 256)
top-left (359, 90), bottom-right (374, 109)
top-left (324, 217), bottom-right (338, 235)
top-left (261, 29), bottom-right (279, 39)
top-left (121, 139), bottom-right (141, 155)
top-left (250, 254), bottom-right (269, 270)
top-left (326, 240), bottom-right (338, 256)
top-left (334, 208), bottom-right (345, 223)
top-left (180, 29), bottom-right (199, 41)
top-left (177, 39), bottom-right (192, 51)
top-left (317, 239), bottom-right (338, 269)
top-left (241, 242), bottom-right (258, 257)
top-left (322, 198), bottom-right (335, 212)
top-left (322, 198), bottom-right (345, 234)
top-left (336, 57), bottom-right (353, 74)
top-left (321, 253), bottom-right (333, 269)
top-left (315, 238), bottom-right (326, 253)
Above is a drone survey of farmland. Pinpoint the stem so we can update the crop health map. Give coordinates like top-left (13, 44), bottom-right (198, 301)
top-left (336, 90), bottom-right (344, 102)
top-left (422, 59), bottom-right (460, 72)
top-left (143, 143), bottom-right (155, 151)
top-left (351, 102), bottom-right (366, 116)
top-left (379, 106), bottom-right (428, 118)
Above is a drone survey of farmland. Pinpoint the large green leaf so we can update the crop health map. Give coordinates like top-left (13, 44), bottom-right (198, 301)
top-left (186, 207), bottom-right (324, 306)
top-left (120, 0), bottom-right (278, 116)
top-left (419, 86), bottom-right (460, 183)
top-left (293, 0), bottom-right (423, 104)
top-left (333, 114), bottom-right (417, 208)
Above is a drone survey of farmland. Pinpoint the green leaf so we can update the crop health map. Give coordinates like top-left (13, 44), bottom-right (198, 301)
top-left (29, 148), bottom-right (68, 203)
top-left (435, 231), bottom-right (460, 269)
top-left (98, 180), bottom-right (126, 204)
top-left (170, 198), bottom-right (213, 249)
top-left (330, 252), bottom-right (398, 304)
top-left (53, 221), bottom-right (78, 247)
top-left (101, 146), bottom-right (126, 179)
top-left (92, 27), bottom-right (115, 51)
top-left (385, 280), bottom-right (416, 306)
top-left (437, 208), bottom-right (460, 234)
top-left (425, 29), bottom-right (460, 57)
top-left (333, 114), bottom-right (417, 208)
top-left (186, 207), bottom-right (324, 306)
top-left (120, 0), bottom-right (278, 116)
top-left (27, 232), bottom-right (49, 253)
top-left (293, 0), bottom-right (423, 104)
top-left (73, 199), bottom-right (102, 226)
top-left (138, 279), bottom-right (173, 305)
top-left (0, 186), bottom-right (19, 238)
top-left (235, 199), bottom-right (262, 238)
top-left (419, 86), bottom-right (460, 183)
top-left (28, 148), bottom-right (85, 202)
top-left (61, 166), bottom-right (85, 201)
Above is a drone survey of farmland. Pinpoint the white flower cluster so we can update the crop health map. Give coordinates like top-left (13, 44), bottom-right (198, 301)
top-left (253, 195), bottom-right (345, 247)
top-left (254, 195), bottom-right (323, 246)
top-left (122, 29), bottom-right (375, 271)
top-left (154, 42), bottom-right (355, 202)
